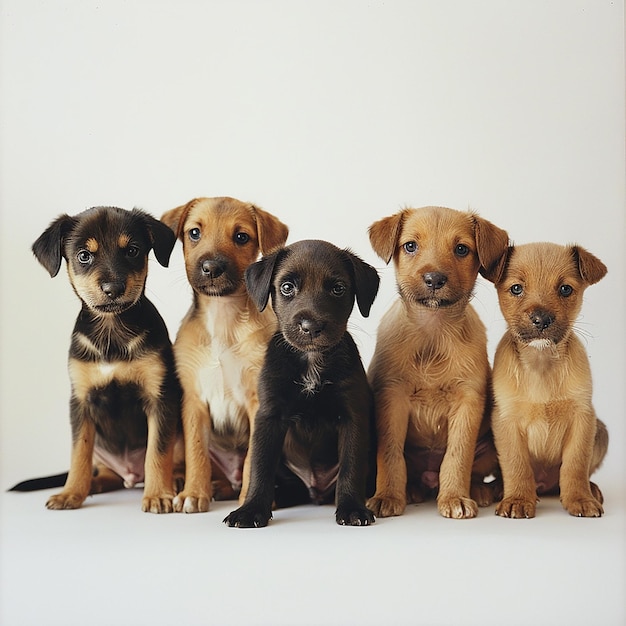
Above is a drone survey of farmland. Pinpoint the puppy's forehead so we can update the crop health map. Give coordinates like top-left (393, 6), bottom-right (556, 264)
top-left (401, 207), bottom-right (474, 242)
top-left (506, 243), bottom-right (581, 284)
top-left (186, 197), bottom-right (256, 229)
top-left (68, 207), bottom-right (145, 250)
top-left (276, 240), bottom-right (351, 283)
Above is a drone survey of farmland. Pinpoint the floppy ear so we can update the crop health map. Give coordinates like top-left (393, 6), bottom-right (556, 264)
top-left (572, 245), bottom-right (607, 285)
top-left (368, 210), bottom-right (406, 264)
top-left (473, 214), bottom-right (510, 282)
top-left (252, 205), bottom-right (289, 255)
top-left (245, 248), bottom-right (285, 312)
top-left (32, 214), bottom-right (77, 277)
top-left (344, 250), bottom-right (380, 317)
top-left (161, 200), bottom-right (196, 240)
top-left (136, 210), bottom-right (177, 267)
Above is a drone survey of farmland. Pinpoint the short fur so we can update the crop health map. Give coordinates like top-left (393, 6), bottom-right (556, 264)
top-left (30, 206), bottom-right (181, 513)
top-left (484, 242), bottom-right (608, 518)
top-left (223, 239), bottom-right (380, 527)
top-left (366, 206), bottom-right (509, 518)
top-left (161, 197), bottom-right (288, 512)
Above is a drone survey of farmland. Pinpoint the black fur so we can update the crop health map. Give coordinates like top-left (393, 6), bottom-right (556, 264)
top-left (224, 240), bottom-right (379, 527)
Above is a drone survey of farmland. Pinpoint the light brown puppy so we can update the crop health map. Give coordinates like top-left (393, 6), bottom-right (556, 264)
top-left (485, 242), bottom-right (608, 518)
top-left (161, 197), bottom-right (288, 512)
top-left (366, 206), bottom-right (509, 519)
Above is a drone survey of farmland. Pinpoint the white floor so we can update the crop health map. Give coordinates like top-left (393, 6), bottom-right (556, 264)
top-left (1, 471), bottom-right (624, 626)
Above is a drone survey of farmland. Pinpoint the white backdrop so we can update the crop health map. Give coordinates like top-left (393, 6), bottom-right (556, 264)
top-left (1, 2), bottom-right (624, 625)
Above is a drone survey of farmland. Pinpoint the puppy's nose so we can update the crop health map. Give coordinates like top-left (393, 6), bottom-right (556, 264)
top-left (423, 272), bottom-right (447, 290)
top-left (101, 281), bottom-right (125, 299)
top-left (201, 259), bottom-right (225, 279)
top-left (530, 310), bottom-right (554, 331)
top-left (299, 319), bottom-right (325, 338)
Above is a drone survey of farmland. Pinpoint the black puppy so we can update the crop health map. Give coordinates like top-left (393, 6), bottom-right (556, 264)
top-left (223, 239), bottom-right (380, 527)
top-left (24, 206), bottom-right (181, 513)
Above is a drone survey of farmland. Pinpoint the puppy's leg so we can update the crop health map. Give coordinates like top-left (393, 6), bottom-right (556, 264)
top-left (173, 395), bottom-right (212, 513)
top-left (589, 418), bottom-right (608, 504)
top-left (46, 416), bottom-right (95, 510)
top-left (366, 389), bottom-right (410, 517)
top-left (559, 409), bottom-right (604, 517)
top-left (238, 394), bottom-right (260, 504)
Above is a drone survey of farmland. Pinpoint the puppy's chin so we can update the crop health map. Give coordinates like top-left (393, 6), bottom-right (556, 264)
top-left (193, 280), bottom-right (243, 298)
top-left (416, 297), bottom-right (456, 309)
top-left (526, 338), bottom-right (555, 351)
top-left (282, 331), bottom-right (342, 354)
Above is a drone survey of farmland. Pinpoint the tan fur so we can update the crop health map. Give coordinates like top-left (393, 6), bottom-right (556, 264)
top-left (486, 242), bottom-right (608, 518)
top-left (161, 197), bottom-right (288, 512)
top-left (366, 206), bottom-right (509, 518)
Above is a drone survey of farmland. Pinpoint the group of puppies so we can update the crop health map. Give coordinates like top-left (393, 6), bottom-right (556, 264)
top-left (14, 198), bottom-right (608, 525)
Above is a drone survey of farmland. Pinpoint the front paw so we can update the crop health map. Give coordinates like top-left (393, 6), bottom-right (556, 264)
top-left (336, 505), bottom-right (375, 526)
top-left (172, 491), bottom-right (211, 513)
top-left (438, 495), bottom-right (478, 519)
top-left (495, 496), bottom-right (536, 519)
top-left (142, 495), bottom-right (174, 514)
top-left (366, 493), bottom-right (406, 517)
top-left (223, 504), bottom-right (272, 528)
top-left (562, 495), bottom-right (604, 518)
top-left (46, 492), bottom-right (86, 510)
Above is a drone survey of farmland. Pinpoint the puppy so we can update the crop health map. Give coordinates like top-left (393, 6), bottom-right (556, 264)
top-left (161, 197), bottom-right (289, 512)
top-left (485, 242), bottom-right (608, 518)
top-left (366, 206), bottom-right (509, 519)
top-left (30, 206), bottom-right (181, 513)
top-left (223, 239), bottom-right (380, 527)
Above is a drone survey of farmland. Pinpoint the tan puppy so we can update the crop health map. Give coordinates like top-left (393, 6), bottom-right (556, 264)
top-left (485, 242), bottom-right (608, 518)
top-left (161, 197), bottom-right (288, 512)
top-left (366, 206), bottom-right (509, 519)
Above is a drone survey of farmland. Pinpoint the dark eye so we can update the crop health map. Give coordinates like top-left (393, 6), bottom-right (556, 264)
top-left (559, 284), bottom-right (573, 297)
top-left (189, 228), bottom-right (201, 242)
top-left (510, 284), bottom-right (524, 296)
top-left (455, 244), bottom-right (470, 257)
top-left (280, 281), bottom-right (296, 297)
top-left (331, 283), bottom-right (346, 297)
top-left (77, 250), bottom-right (93, 265)
top-left (234, 232), bottom-right (250, 245)
top-left (403, 241), bottom-right (418, 254)
top-left (126, 245), bottom-right (140, 258)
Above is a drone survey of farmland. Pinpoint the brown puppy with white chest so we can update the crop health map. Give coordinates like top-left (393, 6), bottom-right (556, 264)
top-left (366, 206), bottom-right (509, 519)
top-left (485, 242), bottom-right (608, 518)
top-left (161, 197), bottom-right (288, 512)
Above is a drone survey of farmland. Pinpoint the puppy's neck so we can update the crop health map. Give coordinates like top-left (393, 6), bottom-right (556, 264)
top-left (298, 350), bottom-right (330, 396)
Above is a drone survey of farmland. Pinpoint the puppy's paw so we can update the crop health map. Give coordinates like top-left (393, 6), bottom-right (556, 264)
top-left (172, 491), bottom-right (211, 513)
top-left (336, 505), bottom-right (376, 527)
top-left (223, 505), bottom-right (272, 528)
top-left (438, 495), bottom-right (478, 519)
top-left (46, 492), bottom-right (86, 510)
top-left (141, 495), bottom-right (174, 514)
top-left (495, 496), bottom-right (536, 519)
top-left (366, 494), bottom-right (406, 517)
top-left (562, 496), bottom-right (604, 518)
top-left (470, 481), bottom-right (497, 507)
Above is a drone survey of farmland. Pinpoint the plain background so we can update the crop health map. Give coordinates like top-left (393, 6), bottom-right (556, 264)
top-left (0, 2), bottom-right (624, 625)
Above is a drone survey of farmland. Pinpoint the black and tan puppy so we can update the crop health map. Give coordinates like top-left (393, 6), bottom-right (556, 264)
top-left (485, 242), bottom-right (608, 518)
top-left (224, 240), bottom-right (380, 527)
top-left (29, 206), bottom-right (181, 513)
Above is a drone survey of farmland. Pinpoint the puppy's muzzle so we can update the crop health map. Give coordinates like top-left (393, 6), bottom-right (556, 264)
top-left (299, 317), bottom-right (326, 339)
top-left (101, 281), bottom-right (126, 300)
top-left (423, 272), bottom-right (447, 291)
top-left (529, 309), bottom-right (554, 331)
top-left (201, 258), bottom-right (226, 279)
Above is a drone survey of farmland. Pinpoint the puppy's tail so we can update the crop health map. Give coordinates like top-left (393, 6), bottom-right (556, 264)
top-left (8, 473), bottom-right (68, 492)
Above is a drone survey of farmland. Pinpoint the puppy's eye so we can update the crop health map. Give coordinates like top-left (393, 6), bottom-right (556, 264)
top-left (189, 228), bottom-right (201, 242)
top-left (280, 281), bottom-right (296, 297)
top-left (77, 250), bottom-right (93, 265)
top-left (559, 284), bottom-right (573, 297)
top-left (234, 232), bottom-right (250, 245)
top-left (403, 241), bottom-right (418, 254)
top-left (455, 244), bottom-right (470, 257)
top-left (510, 284), bottom-right (524, 296)
top-left (126, 245), bottom-right (140, 258)
top-left (331, 283), bottom-right (346, 297)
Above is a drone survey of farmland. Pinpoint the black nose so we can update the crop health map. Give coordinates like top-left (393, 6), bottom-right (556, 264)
top-left (299, 319), bottom-right (325, 338)
top-left (101, 281), bottom-right (125, 299)
top-left (530, 310), bottom-right (554, 331)
top-left (201, 259), bottom-right (225, 279)
top-left (423, 272), bottom-right (447, 290)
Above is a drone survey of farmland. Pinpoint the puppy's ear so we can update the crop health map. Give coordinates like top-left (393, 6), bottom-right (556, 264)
top-left (161, 200), bottom-right (196, 240)
top-left (32, 214), bottom-right (77, 277)
top-left (252, 206), bottom-right (289, 255)
top-left (572, 245), bottom-right (607, 285)
top-left (245, 249), bottom-right (285, 312)
top-left (369, 210), bottom-right (407, 264)
top-left (344, 250), bottom-right (380, 317)
top-left (473, 215), bottom-right (510, 282)
top-left (136, 210), bottom-right (177, 267)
